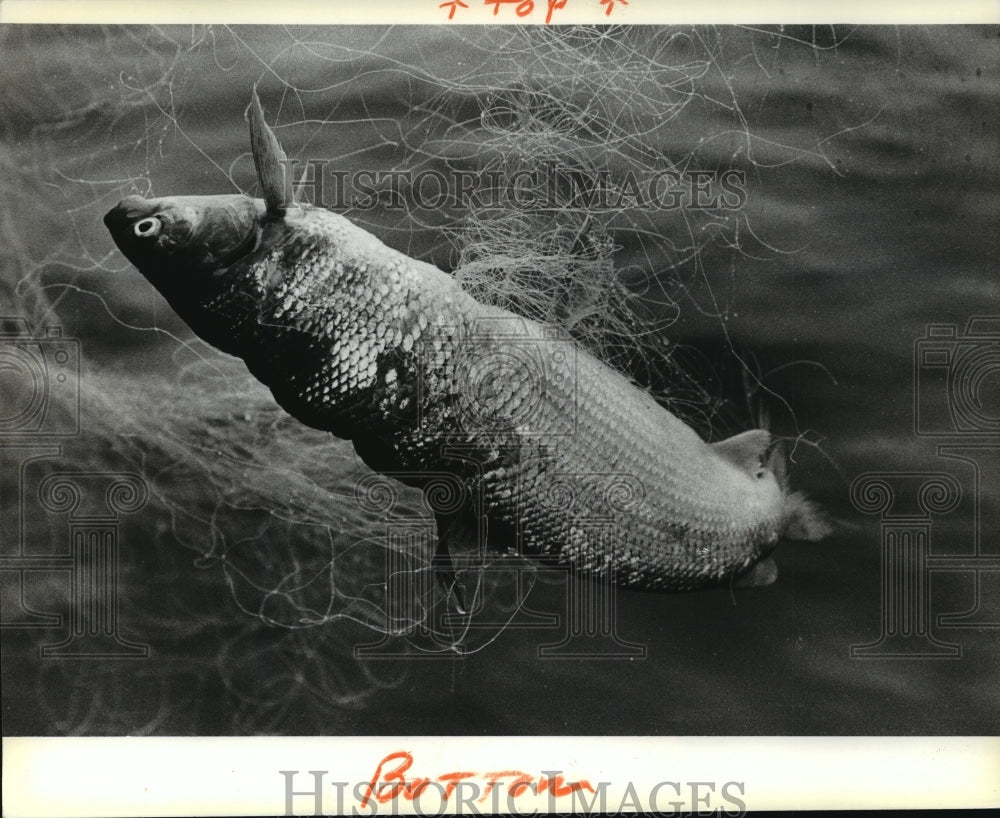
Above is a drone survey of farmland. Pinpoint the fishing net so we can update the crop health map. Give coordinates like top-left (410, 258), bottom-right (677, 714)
top-left (0, 24), bottom-right (848, 733)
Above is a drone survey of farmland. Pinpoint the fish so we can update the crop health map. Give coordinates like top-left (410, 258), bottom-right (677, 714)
top-left (103, 91), bottom-right (827, 601)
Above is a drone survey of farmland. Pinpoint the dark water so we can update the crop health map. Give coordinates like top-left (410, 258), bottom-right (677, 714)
top-left (1, 25), bottom-right (998, 736)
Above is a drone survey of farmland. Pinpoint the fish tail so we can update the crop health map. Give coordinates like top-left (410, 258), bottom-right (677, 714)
top-left (761, 439), bottom-right (831, 541)
top-left (779, 490), bottom-right (832, 541)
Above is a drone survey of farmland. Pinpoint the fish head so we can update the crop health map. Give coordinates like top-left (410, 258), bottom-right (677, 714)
top-left (104, 90), bottom-right (295, 353)
top-left (104, 192), bottom-right (269, 352)
top-left (103, 192), bottom-right (265, 281)
top-left (105, 86), bottom-right (291, 277)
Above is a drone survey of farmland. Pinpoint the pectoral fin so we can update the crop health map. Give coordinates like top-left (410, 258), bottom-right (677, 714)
top-left (732, 556), bottom-right (778, 588)
top-left (434, 508), bottom-right (482, 615)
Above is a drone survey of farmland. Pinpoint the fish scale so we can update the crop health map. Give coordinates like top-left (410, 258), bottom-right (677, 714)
top-left (102, 93), bottom-right (825, 594)
top-left (213, 205), bottom-right (781, 590)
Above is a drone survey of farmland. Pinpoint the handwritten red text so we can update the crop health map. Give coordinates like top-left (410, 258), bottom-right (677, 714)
top-left (439, 0), bottom-right (622, 24)
top-left (359, 751), bottom-right (595, 808)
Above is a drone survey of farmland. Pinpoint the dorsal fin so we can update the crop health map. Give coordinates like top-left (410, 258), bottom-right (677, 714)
top-left (711, 429), bottom-right (772, 476)
top-left (246, 87), bottom-right (295, 216)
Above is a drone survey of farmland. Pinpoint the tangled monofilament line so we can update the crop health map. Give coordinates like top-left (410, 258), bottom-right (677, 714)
top-left (2, 24), bottom-right (846, 730)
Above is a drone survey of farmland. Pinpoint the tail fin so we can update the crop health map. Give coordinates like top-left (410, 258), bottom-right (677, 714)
top-left (779, 490), bottom-right (831, 541)
top-left (713, 431), bottom-right (832, 542)
top-left (766, 440), bottom-right (831, 541)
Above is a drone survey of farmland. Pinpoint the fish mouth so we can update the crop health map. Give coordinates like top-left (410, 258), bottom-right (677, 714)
top-left (103, 194), bottom-right (158, 234)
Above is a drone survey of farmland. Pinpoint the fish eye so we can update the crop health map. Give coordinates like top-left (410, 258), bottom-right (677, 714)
top-left (133, 216), bottom-right (161, 238)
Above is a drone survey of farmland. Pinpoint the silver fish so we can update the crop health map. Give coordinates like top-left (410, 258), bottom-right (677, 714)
top-left (104, 91), bottom-right (826, 598)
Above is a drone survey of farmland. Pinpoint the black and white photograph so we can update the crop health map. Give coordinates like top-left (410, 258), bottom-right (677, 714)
top-left (1, 3), bottom-right (998, 814)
